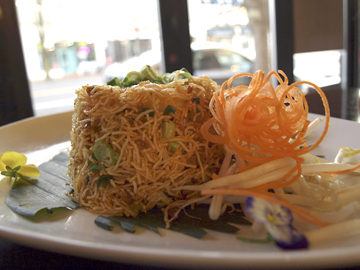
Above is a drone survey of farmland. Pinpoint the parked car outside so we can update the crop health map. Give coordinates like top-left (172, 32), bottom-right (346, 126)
top-left (103, 42), bottom-right (254, 86)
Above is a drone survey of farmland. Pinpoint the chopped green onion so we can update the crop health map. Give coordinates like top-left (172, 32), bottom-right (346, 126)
top-left (180, 67), bottom-right (190, 73)
top-left (164, 105), bottom-right (176, 115)
top-left (119, 77), bottom-right (137, 88)
top-left (107, 77), bottom-right (121, 86)
top-left (168, 70), bottom-right (192, 81)
top-left (193, 97), bottom-right (200, 104)
top-left (89, 160), bottom-right (102, 171)
top-left (141, 107), bottom-right (154, 117)
top-left (162, 73), bottom-right (172, 84)
top-left (170, 142), bottom-right (181, 152)
top-left (153, 75), bottom-right (164, 84)
top-left (126, 71), bottom-right (143, 83)
top-left (161, 121), bottom-right (176, 139)
top-left (140, 65), bottom-right (157, 81)
top-left (93, 140), bottom-right (118, 166)
top-left (97, 175), bottom-right (114, 188)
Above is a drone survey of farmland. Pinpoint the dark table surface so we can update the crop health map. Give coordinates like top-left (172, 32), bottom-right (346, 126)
top-left (1, 237), bottom-right (360, 270)
top-left (1, 87), bottom-right (360, 270)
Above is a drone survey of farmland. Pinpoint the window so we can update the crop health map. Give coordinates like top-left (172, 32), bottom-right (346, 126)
top-left (15, 0), bottom-right (162, 116)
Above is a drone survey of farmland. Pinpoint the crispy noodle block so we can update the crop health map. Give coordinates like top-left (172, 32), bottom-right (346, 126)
top-left (68, 76), bottom-right (225, 219)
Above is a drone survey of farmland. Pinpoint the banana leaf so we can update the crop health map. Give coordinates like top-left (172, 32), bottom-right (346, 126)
top-left (5, 152), bottom-right (78, 216)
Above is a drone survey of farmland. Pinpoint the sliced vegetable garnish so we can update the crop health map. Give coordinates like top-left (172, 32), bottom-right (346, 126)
top-left (93, 140), bottom-right (118, 166)
top-left (97, 175), bottom-right (114, 188)
top-left (161, 121), bottom-right (176, 139)
top-left (141, 107), bottom-right (155, 117)
top-left (168, 69), bottom-right (192, 81)
top-left (126, 71), bottom-right (143, 83)
top-left (89, 160), bottom-right (102, 171)
top-left (107, 77), bottom-right (121, 86)
top-left (119, 77), bottom-right (137, 88)
top-left (164, 105), bottom-right (176, 115)
top-left (140, 65), bottom-right (157, 81)
top-left (192, 96), bottom-right (201, 104)
top-left (106, 66), bottom-right (193, 88)
top-left (170, 142), bottom-right (181, 152)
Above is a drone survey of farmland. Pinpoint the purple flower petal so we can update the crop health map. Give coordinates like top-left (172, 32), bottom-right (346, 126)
top-left (245, 196), bottom-right (293, 226)
top-left (275, 226), bottom-right (309, 250)
top-left (245, 196), bottom-right (308, 250)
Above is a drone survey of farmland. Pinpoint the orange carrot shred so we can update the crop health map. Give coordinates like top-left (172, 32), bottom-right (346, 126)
top-left (200, 70), bottom-right (331, 188)
top-left (199, 70), bottom-right (334, 227)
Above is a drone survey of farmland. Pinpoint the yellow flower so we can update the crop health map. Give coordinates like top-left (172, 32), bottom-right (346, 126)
top-left (0, 151), bottom-right (40, 185)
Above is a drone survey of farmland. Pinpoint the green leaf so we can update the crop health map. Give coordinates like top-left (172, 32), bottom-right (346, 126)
top-left (5, 151), bottom-right (252, 240)
top-left (89, 160), bottom-right (102, 171)
top-left (5, 152), bottom-right (79, 217)
top-left (95, 204), bottom-right (251, 239)
top-left (97, 175), bottom-right (113, 188)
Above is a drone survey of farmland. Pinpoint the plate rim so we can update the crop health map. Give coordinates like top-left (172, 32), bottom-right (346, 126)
top-left (1, 111), bottom-right (360, 269)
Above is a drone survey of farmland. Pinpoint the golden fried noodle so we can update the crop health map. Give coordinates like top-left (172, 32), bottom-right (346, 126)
top-left (68, 75), bottom-right (225, 226)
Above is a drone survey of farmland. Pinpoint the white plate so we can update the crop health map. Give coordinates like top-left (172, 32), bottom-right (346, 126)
top-left (0, 111), bottom-right (360, 269)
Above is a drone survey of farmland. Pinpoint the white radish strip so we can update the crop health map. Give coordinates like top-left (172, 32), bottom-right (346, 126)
top-left (277, 194), bottom-right (335, 211)
top-left (209, 194), bottom-right (224, 220)
top-left (305, 219), bottom-right (360, 246)
top-left (274, 188), bottom-right (285, 194)
top-left (227, 166), bottom-right (294, 189)
top-left (218, 149), bottom-right (233, 176)
top-left (301, 163), bottom-right (360, 175)
top-left (300, 153), bottom-right (329, 164)
top-left (209, 147), bottom-right (233, 220)
top-left (304, 117), bottom-right (323, 137)
top-left (225, 162), bottom-right (238, 176)
top-left (179, 157), bottom-right (296, 191)
top-left (314, 201), bottom-right (360, 224)
top-left (285, 179), bottom-right (303, 195)
top-left (315, 173), bottom-right (339, 182)
top-left (336, 184), bottom-right (360, 206)
top-left (296, 179), bottom-right (334, 197)
top-left (334, 148), bottom-right (346, 164)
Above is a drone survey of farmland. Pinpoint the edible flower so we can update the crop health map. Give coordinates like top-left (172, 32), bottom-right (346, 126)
top-left (0, 151), bottom-right (40, 186)
top-left (245, 196), bottom-right (308, 250)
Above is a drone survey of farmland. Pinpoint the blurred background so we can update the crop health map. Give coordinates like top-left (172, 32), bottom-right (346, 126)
top-left (0, 0), bottom-right (358, 125)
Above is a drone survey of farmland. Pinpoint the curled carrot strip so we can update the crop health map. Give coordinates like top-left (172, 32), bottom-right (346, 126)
top-left (325, 163), bottom-right (360, 175)
top-left (201, 70), bottom-right (330, 161)
top-left (201, 70), bottom-right (331, 186)
top-left (200, 70), bottom-right (333, 227)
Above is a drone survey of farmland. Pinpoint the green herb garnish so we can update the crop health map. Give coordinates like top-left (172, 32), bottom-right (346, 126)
top-left (93, 140), bottom-right (118, 166)
top-left (97, 175), bottom-right (114, 188)
top-left (107, 65), bottom-right (192, 88)
top-left (164, 105), bottom-right (176, 115)
top-left (161, 121), bottom-right (176, 139)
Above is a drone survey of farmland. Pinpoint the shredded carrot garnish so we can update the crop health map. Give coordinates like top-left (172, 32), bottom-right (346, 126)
top-left (325, 162), bottom-right (360, 175)
top-left (201, 189), bottom-right (329, 227)
top-left (201, 70), bottom-right (330, 164)
top-left (200, 70), bottom-right (333, 227)
top-left (200, 70), bottom-right (330, 187)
